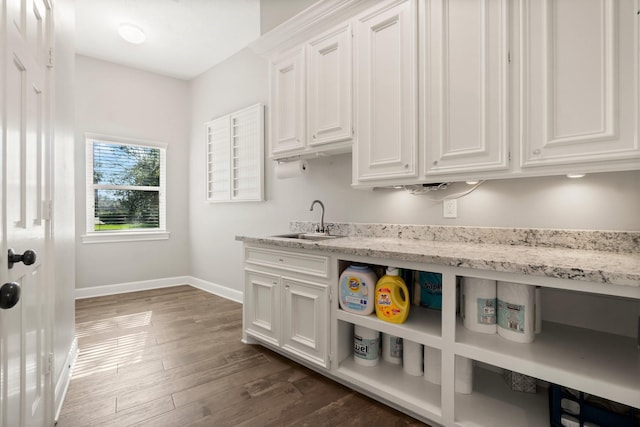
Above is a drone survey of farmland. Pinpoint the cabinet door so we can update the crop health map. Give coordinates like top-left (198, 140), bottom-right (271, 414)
top-left (307, 23), bottom-right (353, 146)
top-left (520, 0), bottom-right (640, 167)
top-left (270, 48), bottom-right (305, 157)
top-left (245, 270), bottom-right (281, 346)
top-left (354, 0), bottom-right (418, 183)
top-left (424, 0), bottom-right (509, 175)
top-left (281, 277), bottom-right (329, 368)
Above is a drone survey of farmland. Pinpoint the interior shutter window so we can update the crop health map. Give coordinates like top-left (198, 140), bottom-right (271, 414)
top-left (205, 103), bottom-right (264, 202)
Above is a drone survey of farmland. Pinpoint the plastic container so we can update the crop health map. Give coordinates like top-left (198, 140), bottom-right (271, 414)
top-left (375, 267), bottom-right (410, 324)
top-left (353, 325), bottom-right (380, 367)
top-left (339, 265), bottom-right (378, 315)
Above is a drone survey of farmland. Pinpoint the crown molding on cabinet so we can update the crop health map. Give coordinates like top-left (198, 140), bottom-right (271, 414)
top-left (249, 0), bottom-right (378, 58)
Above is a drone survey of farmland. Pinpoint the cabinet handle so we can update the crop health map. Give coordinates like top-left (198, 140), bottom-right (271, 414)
top-left (285, 285), bottom-right (290, 289)
top-left (533, 149), bottom-right (541, 156)
top-left (433, 160), bottom-right (438, 165)
top-left (404, 163), bottom-right (409, 168)
top-left (272, 281), bottom-right (278, 285)
top-left (278, 258), bottom-right (284, 262)
top-left (313, 134), bottom-right (316, 139)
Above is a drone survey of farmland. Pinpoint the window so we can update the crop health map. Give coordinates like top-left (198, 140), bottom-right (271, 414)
top-left (84, 134), bottom-right (168, 242)
top-left (205, 103), bottom-right (264, 202)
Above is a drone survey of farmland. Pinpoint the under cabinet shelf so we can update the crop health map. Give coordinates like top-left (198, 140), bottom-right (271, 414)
top-left (455, 320), bottom-right (640, 409)
top-left (336, 356), bottom-right (443, 423)
top-left (455, 367), bottom-right (549, 427)
top-left (336, 307), bottom-right (442, 348)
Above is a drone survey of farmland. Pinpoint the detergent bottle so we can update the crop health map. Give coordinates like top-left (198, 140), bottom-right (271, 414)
top-left (375, 267), bottom-right (410, 323)
top-left (338, 264), bottom-right (378, 315)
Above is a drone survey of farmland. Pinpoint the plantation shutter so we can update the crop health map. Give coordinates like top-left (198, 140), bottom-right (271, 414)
top-left (205, 103), bottom-right (264, 202)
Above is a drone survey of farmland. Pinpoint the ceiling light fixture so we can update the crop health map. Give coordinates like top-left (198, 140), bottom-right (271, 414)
top-left (566, 173), bottom-right (586, 179)
top-left (118, 23), bottom-right (146, 44)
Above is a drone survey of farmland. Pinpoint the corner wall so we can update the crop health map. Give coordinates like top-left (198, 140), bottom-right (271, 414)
top-left (74, 55), bottom-right (191, 290)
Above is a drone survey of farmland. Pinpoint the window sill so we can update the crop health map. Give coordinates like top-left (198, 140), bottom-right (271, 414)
top-left (82, 231), bottom-right (171, 244)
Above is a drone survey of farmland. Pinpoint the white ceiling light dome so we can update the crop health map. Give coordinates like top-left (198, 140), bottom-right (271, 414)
top-left (118, 23), bottom-right (146, 44)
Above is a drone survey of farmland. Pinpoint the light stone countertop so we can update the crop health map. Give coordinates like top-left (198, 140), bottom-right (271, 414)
top-left (237, 226), bottom-right (640, 287)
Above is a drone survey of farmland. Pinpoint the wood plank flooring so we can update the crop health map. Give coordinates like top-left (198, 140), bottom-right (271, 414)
top-left (57, 286), bottom-right (430, 427)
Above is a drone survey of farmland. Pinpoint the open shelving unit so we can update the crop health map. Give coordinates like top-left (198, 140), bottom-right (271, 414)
top-left (330, 257), bottom-right (640, 427)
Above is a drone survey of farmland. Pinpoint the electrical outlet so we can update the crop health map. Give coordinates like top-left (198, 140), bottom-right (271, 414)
top-left (443, 199), bottom-right (457, 218)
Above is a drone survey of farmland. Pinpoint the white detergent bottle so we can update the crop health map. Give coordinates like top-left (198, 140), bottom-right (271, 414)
top-left (339, 265), bottom-right (378, 315)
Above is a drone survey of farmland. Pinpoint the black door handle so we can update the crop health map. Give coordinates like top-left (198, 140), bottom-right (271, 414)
top-left (8, 248), bottom-right (37, 269)
top-left (0, 282), bottom-right (21, 309)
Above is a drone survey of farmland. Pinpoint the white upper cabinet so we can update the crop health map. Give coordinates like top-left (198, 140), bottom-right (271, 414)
top-left (269, 24), bottom-right (353, 160)
top-left (270, 48), bottom-right (306, 157)
top-left (307, 23), bottom-right (353, 147)
top-left (353, 0), bottom-right (418, 183)
top-left (520, 0), bottom-right (640, 168)
top-left (423, 0), bottom-right (510, 176)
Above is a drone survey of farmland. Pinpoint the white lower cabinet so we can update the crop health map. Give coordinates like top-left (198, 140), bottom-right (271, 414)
top-left (243, 246), bottom-right (330, 368)
top-left (244, 246), bottom-right (639, 426)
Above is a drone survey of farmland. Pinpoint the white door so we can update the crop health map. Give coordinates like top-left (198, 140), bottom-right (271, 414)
top-left (424, 0), bottom-right (510, 176)
top-left (307, 23), bottom-right (352, 147)
top-left (269, 48), bottom-right (306, 157)
top-left (281, 277), bottom-right (328, 368)
top-left (353, 0), bottom-right (418, 183)
top-left (1, 0), bottom-right (53, 426)
top-left (520, 0), bottom-right (640, 167)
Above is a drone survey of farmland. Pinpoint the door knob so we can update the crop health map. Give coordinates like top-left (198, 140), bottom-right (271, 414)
top-left (0, 282), bottom-right (21, 309)
top-left (8, 249), bottom-right (37, 269)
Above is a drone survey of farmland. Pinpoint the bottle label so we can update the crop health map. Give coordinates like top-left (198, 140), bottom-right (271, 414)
top-left (497, 299), bottom-right (526, 333)
top-left (354, 334), bottom-right (379, 361)
top-left (477, 297), bottom-right (496, 324)
top-left (340, 275), bottom-right (370, 311)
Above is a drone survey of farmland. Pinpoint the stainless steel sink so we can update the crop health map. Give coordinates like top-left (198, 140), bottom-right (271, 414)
top-left (272, 233), bottom-right (344, 241)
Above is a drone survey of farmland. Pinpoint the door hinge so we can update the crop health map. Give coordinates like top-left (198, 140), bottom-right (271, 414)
top-left (45, 353), bottom-right (53, 376)
top-left (508, 151), bottom-right (512, 162)
top-left (47, 48), bottom-right (54, 68)
top-left (507, 51), bottom-right (511, 64)
top-left (42, 200), bottom-right (52, 221)
top-left (329, 288), bottom-right (333, 303)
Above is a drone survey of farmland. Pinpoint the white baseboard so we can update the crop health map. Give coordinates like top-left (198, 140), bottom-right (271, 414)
top-left (187, 276), bottom-right (243, 304)
top-left (54, 337), bottom-right (78, 423)
top-left (74, 276), bottom-right (243, 304)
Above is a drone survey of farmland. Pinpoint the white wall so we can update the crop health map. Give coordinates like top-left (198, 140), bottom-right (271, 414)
top-left (260, 0), bottom-right (317, 34)
top-left (74, 55), bottom-right (191, 289)
top-left (188, 47), bottom-right (640, 295)
top-left (53, 0), bottom-right (77, 410)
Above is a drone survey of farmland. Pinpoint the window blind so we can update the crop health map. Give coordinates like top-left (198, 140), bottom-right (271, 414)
top-left (205, 103), bottom-right (264, 202)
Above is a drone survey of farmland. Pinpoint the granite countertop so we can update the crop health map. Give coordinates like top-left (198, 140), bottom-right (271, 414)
top-left (237, 223), bottom-right (640, 288)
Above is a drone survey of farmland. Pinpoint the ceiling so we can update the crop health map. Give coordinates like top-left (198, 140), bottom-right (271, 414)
top-left (75, 0), bottom-right (261, 81)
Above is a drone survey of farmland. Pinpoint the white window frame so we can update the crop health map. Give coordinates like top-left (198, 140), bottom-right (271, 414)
top-left (83, 133), bottom-right (169, 243)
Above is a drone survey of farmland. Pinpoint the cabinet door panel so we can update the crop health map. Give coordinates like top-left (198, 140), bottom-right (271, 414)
top-left (521, 0), bottom-right (640, 167)
top-left (425, 0), bottom-right (509, 174)
top-left (307, 24), bottom-right (352, 146)
top-left (282, 277), bottom-right (328, 368)
top-left (354, 0), bottom-right (418, 182)
top-left (245, 270), bottom-right (281, 346)
top-left (270, 49), bottom-right (305, 156)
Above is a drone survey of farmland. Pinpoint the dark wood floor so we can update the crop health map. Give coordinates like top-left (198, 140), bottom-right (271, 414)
top-left (57, 286), bottom-right (429, 427)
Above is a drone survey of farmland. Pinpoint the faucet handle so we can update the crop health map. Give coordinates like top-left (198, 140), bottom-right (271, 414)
top-left (323, 225), bottom-right (330, 235)
top-left (315, 224), bottom-right (320, 233)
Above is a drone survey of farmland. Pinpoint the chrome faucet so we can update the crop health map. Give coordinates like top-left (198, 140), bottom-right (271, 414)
top-left (309, 200), bottom-right (326, 234)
